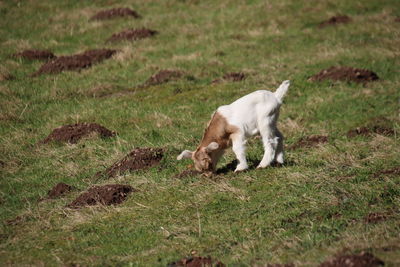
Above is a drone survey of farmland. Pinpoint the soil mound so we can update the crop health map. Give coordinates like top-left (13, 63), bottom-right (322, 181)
top-left (90, 8), bottom-right (140, 21)
top-left (347, 126), bottom-right (394, 137)
top-left (101, 147), bottom-right (163, 178)
top-left (33, 49), bottom-right (116, 76)
top-left (143, 70), bottom-right (184, 87)
top-left (0, 68), bottom-right (14, 81)
top-left (168, 256), bottom-right (225, 267)
top-left (264, 264), bottom-right (294, 267)
top-left (14, 49), bottom-right (55, 61)
top-left (374, 166), bottom-right (400, 177)
top-left (213, 72), bottom-right (246, 83)
top-left (174, 169), bottom-right (201, 179)
top-left (347, 124), bottom-right (394, 138)
top-left (289, 135), bottom-right (328, 150)
top-left (47, 182), bottom-right (74, 199)
top-left (309, 66), bottom-right (379, 83)
top-left (310, 66), bottom-right (378, 83)
top-left (107, 28), bottom-right (157, 42)
top-left (319, 252), bottom-right (384, 267)
top-left (364, 212), bottom-right (387, 224)
top-left (5, 215), bottom-right (24, 226)
top-left (319, 15), bottom-right (351, 28)
top-left (68, 184), bottom-right (134, 208)
top-left (41, 123), bottom-right (116, 144)
top-left (347, 117), bottom-right (394, 138)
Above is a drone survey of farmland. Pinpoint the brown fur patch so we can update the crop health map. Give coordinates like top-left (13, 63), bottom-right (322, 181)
top-left (191, 112), bottom-right (239, 172)
top-left (199, 112), bottom-right (238, 150)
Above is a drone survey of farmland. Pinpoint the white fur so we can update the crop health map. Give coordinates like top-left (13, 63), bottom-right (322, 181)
top-left (218, 80), bottom-right (290, 172)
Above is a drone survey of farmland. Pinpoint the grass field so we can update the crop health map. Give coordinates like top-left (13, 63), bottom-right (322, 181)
top-left (1, 0), bottom-right (399, 266)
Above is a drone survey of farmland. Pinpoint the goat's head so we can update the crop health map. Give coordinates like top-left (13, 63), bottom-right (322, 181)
top-left (177, 142), bottom-right (219, 175)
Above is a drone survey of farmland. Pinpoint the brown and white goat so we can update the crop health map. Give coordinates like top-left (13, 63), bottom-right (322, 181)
top-left (177, 80), bottom-right (290, 175)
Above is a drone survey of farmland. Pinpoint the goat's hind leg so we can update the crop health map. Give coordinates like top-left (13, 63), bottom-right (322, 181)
top-left (257, 117), bottom-right (278, 169)
top-left (274, 130), bottom-right (284, 164)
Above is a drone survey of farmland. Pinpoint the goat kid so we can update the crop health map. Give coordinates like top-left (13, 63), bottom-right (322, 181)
top-left (177, 80), bottom-right (290, 175)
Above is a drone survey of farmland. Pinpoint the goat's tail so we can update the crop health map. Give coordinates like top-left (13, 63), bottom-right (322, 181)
top-left (274, 80), bottom-right (290, 103)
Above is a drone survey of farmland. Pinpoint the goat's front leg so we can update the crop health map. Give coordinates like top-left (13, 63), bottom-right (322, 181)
top-left (231, 134), bottom-right (248, 172)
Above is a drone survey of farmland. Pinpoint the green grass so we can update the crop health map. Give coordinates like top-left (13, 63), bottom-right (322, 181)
top-left (1, 0), bottom-right (400, 265)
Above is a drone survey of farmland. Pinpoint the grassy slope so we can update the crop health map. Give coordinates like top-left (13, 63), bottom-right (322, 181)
top-left (1, 0), bottom-right (399, 265)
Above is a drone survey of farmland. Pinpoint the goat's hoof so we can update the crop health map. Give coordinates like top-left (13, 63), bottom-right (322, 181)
top-left (256, 164), bottom-right (269, 169)
top-left (234, 165), bottom-right (248, 173)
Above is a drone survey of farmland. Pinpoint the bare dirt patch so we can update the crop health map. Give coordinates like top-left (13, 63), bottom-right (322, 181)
top-left (364, 212), bottom-right (388, 224)
top-left (394, 17), bottom-right (400, 23)
top-left (68, 184), bottom-right (134, 208)
top-left (347, 117), bottom-right (394, 138)
top-left (319, 252), bottom-right (384, 267)
top-left (263, 264), bottom-right (294, 267)
top-left (90, 8), bottom-right (140, 21)
top-left (212, 72), bottom-right (246, 83)
top-left (142, 70), bottom-right (184, 87)
top-left (374, 166), bottom-right (400, 178)
top-left (33, 49), bottom-right (116, 76)
top-left (41, 123), bottom-right (116, 144)
top-left (0, 69), bottom-right (14, 81)
top-left (309, 66), bottom-right (379, 83)
top-left (174, 169), bottom-right (201, 179)
top-left (5, 215), bottom-right (25, 226)
top-left (319, 15), bottom-right (351, 28)
top-left (289, 135), bottom-right (328, 150)
top-left (347, 126), bottom-right (394, 137)
top-left (168, 256), bottom-right (225, 267)
top-left (107, 28), bottom-right (157, 42)
top-left (13, 49), bottom-right (56, 61)
top-left (45, 182), bottom-right (74, 200)
top-left (99, 147), bottom-right (163, 178)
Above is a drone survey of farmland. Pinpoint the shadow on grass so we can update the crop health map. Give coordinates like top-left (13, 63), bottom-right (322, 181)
top-left (216, 159), bottom-right (295, 175)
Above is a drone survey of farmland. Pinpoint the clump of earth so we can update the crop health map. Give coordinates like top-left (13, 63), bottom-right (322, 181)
top-left (107, 28), bottom-right (157, 42)
top-left (46, 182), bottom-right (74, 199)
top-left (41, 123), bottom-right (116, 144)
top-left (0, 68), bottom-right (14, 81)
top-left (68, 184), bottom-right (134, 208)
top-left (5, 215), bottom-right (25, 226)
top-left (319, 15), bottom-right (351, 28)
top-left (33, 49), bottom-right (116, 76)
top-left (347, 126), bottom-right (394, 137)
top-left (364, 212), bottom-right (388, 224)
top-left (168, 256), bottom-right (225, 267)
top-left (90, 8), bottom-right (140, 21)
top-left (13, 49), bottom-right (56, 61)
top-left (100, 147), bottom-right (163, 178)
top-left (213, 72), bottom-right (246, 83)
top-left (143, 70), bottom-right (184, 87)
top-left (309, 66), bottom-right (379, 83)
top-left (374, 166), bottom-right (400, 178)
top-left (347, 117), bottom-right (395, 138)
top-left (263, 264), bottom-right (294, 267)
top-left (289, 135), bottom-right (328, 150)
top-left (319, 252), bottom-right (384, 267)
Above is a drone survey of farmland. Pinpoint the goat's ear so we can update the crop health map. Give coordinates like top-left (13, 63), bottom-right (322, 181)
top-left (206, 142), bottom-right (219, 152)
top-left (177, 150), bottom-right (193, 160)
